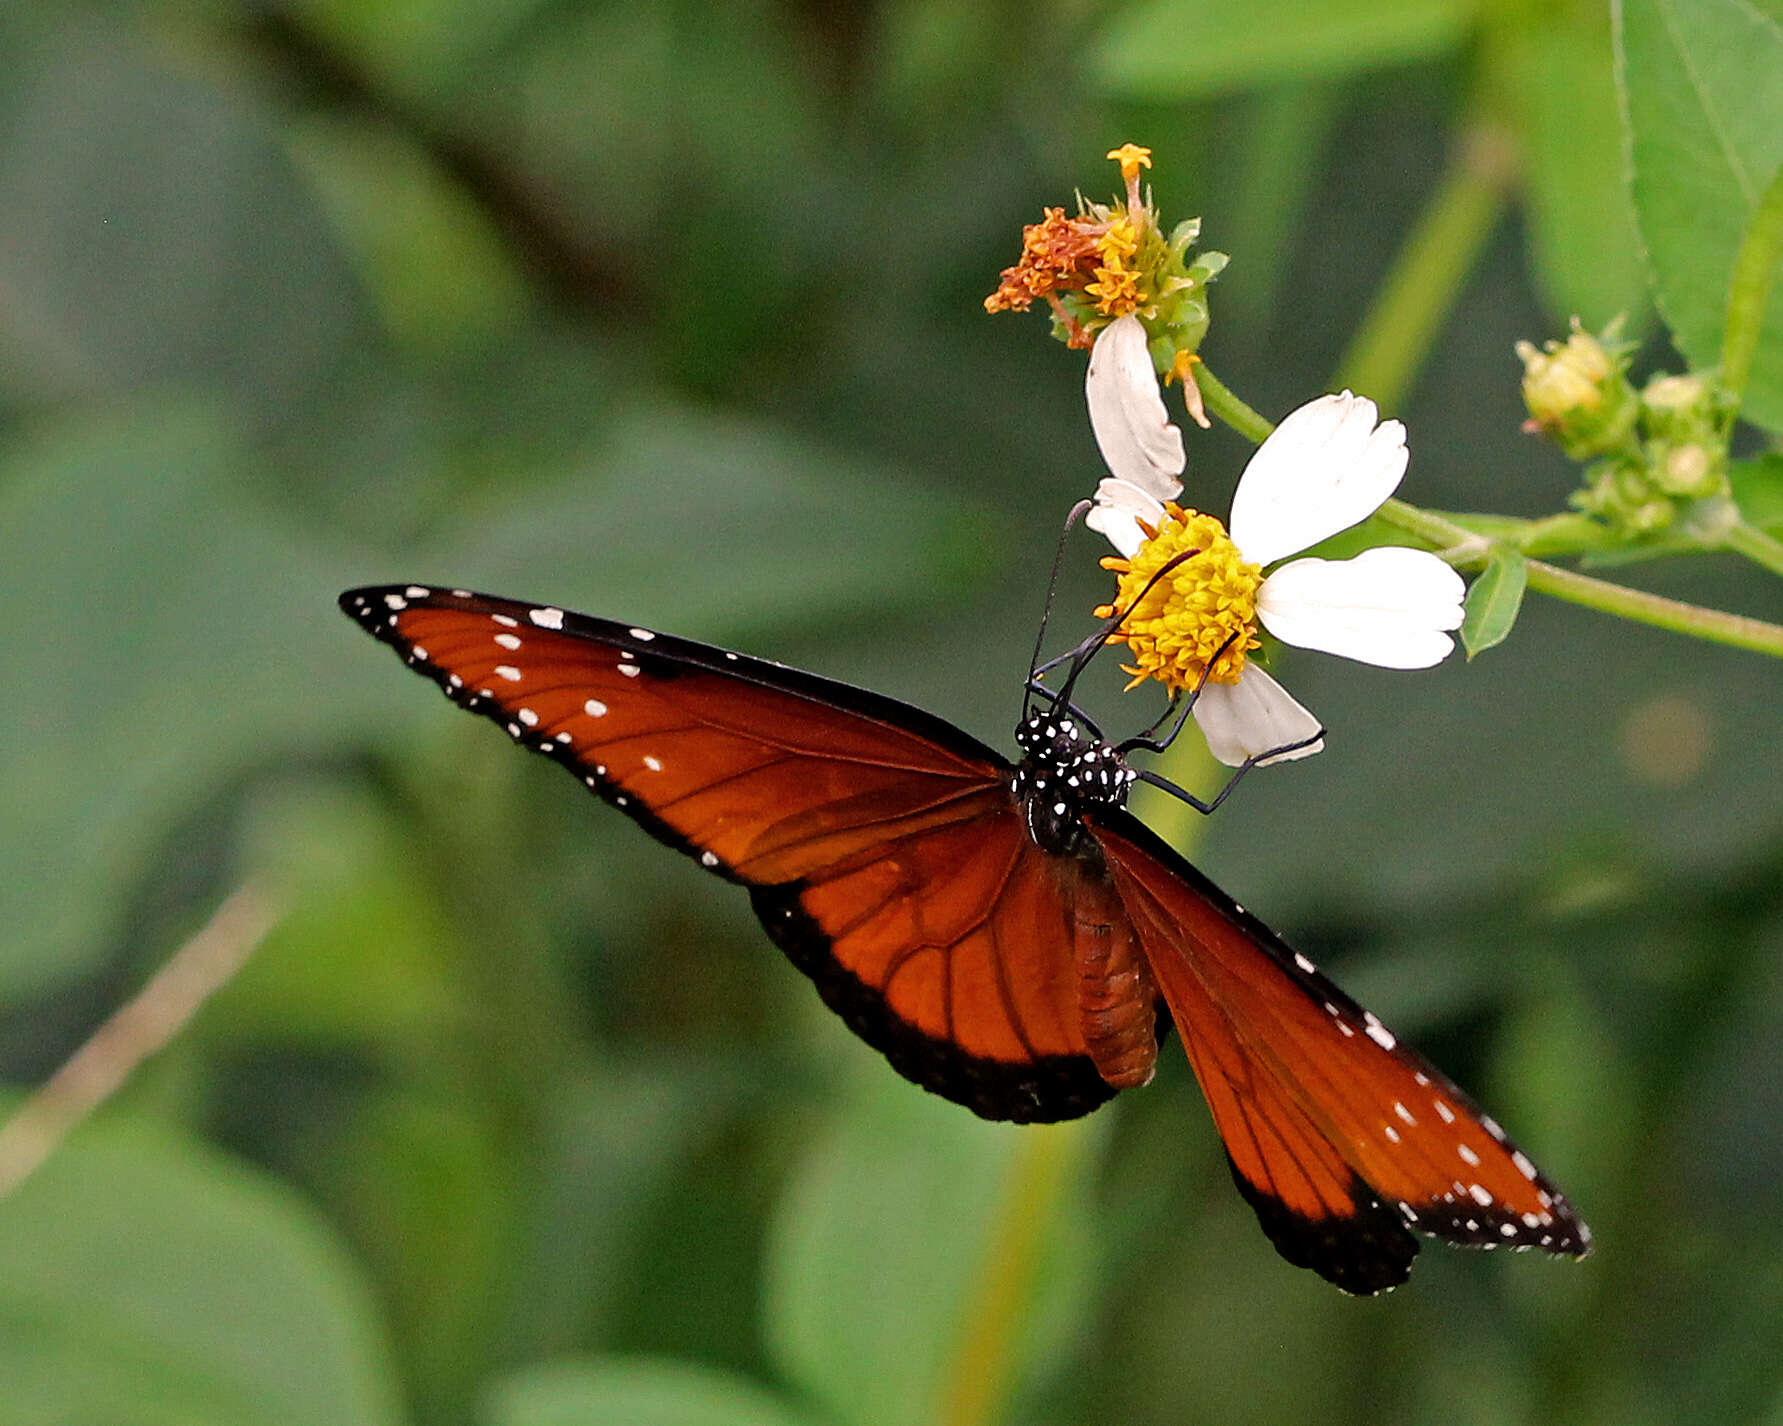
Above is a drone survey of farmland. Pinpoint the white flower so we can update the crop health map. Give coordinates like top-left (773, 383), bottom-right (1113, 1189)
top-left (1084, 338), bottom-right (1466, 767)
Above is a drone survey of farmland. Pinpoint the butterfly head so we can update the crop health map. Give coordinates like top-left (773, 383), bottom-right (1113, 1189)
top-left (1013, 713), bottom-right (1136, 855)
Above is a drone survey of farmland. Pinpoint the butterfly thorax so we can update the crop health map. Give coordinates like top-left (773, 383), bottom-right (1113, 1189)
top-left (1011, 712), bottom-right (1137, 858)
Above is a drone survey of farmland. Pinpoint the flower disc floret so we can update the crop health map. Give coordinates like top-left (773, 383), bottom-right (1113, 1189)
top-left (1097, 506), bottom-right (1261, 692)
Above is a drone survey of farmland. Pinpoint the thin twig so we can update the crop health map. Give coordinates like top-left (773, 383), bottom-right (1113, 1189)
top-left (0, 883), bottom-right (281, 1199)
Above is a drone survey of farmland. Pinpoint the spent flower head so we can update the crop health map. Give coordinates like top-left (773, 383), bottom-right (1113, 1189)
top-left (986, 144), bottom-right (1227, 366)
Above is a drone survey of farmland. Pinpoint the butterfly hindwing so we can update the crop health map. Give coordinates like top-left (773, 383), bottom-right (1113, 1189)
top-left (1089, 811), bottom-right (1589, 1293)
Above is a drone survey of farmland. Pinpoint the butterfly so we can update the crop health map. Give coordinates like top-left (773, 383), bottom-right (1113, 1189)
top-left (340, 582), bottom-right (1589, 1294)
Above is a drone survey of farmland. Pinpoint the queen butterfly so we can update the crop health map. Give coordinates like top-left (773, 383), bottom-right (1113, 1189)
top-left (340, 582), bottom-right (1589, 1294)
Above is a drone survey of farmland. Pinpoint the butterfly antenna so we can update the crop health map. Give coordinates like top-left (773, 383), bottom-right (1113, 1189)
top-left (1024, 500), bottom-right (1094, 718)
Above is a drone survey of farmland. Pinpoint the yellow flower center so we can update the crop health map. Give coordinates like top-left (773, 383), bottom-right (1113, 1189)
top-left (1088, 218), bottom-right (1145, 315)
top-left (1095, 505), bottom-right (1262, 693)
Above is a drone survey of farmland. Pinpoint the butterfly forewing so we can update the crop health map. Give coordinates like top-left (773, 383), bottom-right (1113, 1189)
top-left (341, 584), bottom-right (1117, 1121)
top-left (1090, 812), bottom-right (1589, 1293)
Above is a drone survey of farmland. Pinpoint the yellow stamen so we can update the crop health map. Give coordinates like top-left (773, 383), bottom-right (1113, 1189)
top-left (1088, 219), bottom-right (1145, 315)
top-left (1168, 350), bottom-right (1211, 429)
top-left (1106, 143), bottom-right (1153, 183)
top-left (1095, 506), bottom-right (1262, 694)
top-left (1106, 143), bottom-right (1152, 216)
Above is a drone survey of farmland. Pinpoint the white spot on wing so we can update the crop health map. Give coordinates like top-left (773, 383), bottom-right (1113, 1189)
top-left (629, 628), bottom-right (656, 641)
top-left (495, 633), bottom-right (521, 650)
top-left (495, 665), bottom-right (522, 681)
top-left (643, 755), bottom-right (662, 772)
top-left (493, 614), bottom-right (519, 628)
top-left (1513, 1151), bottom-right (1537, 1180)
top-left (530, 607), bottom-right (565, 629)
top-left (384, 594), bottom-right (407, 610)
top-left (585, 699), bottom-right (608, 717)
top-left (1458, 1144), bottom-right (1481, 1167)
top-left (405, 585), bottom-right (429, 598)
top-left (618, 663), bottom-right (641, 678)
top-left (1293, 952), bottom-right (1315, 974)
top-left (1468, 1183), bottom-right (1493, 1206)
top-left (1364, 1017), bottom-right (1396, 1051)
top-left (518, 708), bottom-right (539, 727)
top-left (700, 851), bottom-right (719, 868)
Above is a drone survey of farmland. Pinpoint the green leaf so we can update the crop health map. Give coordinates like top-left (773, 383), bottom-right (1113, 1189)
top-left (429, 402), bottom-right (992, 644)
top-left (1732, 451), bottom-right (1783, 529)
top-left (1092, 0), bottom-right (1476, 98)
top-left (0, 1120), bottom-right (404, 1426)
top-left (1461, 546), bottom-right (1528, 657)
top-left (484, 1358), bottom-right (821, 1426)
top-left (0, 17), bottom-right (369, 414)
top-left (762, 1067), bottom-right (1098, 1426)
top-left (0, 401), bottom-right (406, 1002)
top-left (1511, 12), bottom-right (1651, 327)
top-left (1617, 0), bottom-right (1783, 429)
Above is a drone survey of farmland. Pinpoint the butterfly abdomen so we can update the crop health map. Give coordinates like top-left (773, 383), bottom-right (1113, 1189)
top-left (1072, 888), bottom-right (1160, 1089)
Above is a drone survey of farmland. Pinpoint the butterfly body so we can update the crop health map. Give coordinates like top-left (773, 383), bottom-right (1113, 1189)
top-left (341, 583), bottom-right (1589, 1293)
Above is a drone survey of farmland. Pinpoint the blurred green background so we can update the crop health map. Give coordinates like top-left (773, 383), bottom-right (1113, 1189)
top-left (4, 1), bottom-right (1782, 1423)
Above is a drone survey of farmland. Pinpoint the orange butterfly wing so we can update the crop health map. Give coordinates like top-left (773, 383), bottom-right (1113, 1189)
top-left (1090, 812), bottom-right (1590, 1294)
top-left (342, 585), bottom-right (1134, 1121)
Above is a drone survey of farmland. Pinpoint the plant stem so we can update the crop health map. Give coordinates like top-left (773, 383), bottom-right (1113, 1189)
top-left (1724, 518), bottom-right (1783, 578)
top-left (1333, 123), bottom-right (1517, 408)
top-left (940, 1121), bottom-right (1089, 1426)
top-left (1517, 559), bottom-right (1783, 655)
top-left (1373, 501), bottom-right (1783, 656)
top-left (0, 883), bottom-right (280, 1199)
top-left (1192, 362), bottom-right (1272, 443)
top-left (1194, 362), bottom-right (1783, 658)
top-left (1720, 159), bottom-right (1783, 410)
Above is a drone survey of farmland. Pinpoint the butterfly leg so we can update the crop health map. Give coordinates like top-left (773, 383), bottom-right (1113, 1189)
top-left (1131, 725), bottom-right (1327, 815)
top-left (1115, 631), bottom-right (1244, 759)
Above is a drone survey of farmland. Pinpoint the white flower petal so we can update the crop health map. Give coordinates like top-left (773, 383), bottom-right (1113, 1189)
top-left (1256, 547), bottom-right (1466, 668)
top-left (1227, 391), bottom-right (1409, 567)
top-left (1191, 664), bottom-right (1325, 768)
top-left (1085, 477), bottom-right (1167, 556)
top-left (1085, 314), bottom-right (1184, 501)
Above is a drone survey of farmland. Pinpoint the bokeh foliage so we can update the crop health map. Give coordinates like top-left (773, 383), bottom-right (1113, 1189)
top-left (2, 1), bottom-right (1781, 1423)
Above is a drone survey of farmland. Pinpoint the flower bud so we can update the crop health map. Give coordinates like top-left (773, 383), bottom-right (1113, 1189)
top-left (1515, 321), bottom-right (1638, 459)
top-left (1652, 441), bottom-right (1720, 499)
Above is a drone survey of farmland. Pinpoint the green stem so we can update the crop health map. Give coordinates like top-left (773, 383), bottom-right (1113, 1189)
top-left (1193, 362), bottom-right (1783, 659)
top-left (1374, 500), bottom-right (1783, 656)
top-left (939, 1121), bottom-right (1089, 1426)
top-left (1720, 159), bottom-right (1783, 410)
top-left (1332, 124), bottom-right (1516, 407)
top-left (1518, 559), bottom-right (1783, 656)
top-left (1724, 518), bottom-right (1783, 578)
top-left (1192, 363), bottom-right (1271, 443)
